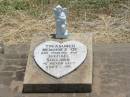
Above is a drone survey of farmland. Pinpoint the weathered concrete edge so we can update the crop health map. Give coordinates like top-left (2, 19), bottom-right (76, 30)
top-left (23, 33), bottom-right (93, 93)
top-left (23, 84), bottom-right (92, 93)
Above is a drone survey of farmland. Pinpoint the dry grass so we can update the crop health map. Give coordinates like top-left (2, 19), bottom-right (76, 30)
top-left (0, 0), bottom-right (130, 45)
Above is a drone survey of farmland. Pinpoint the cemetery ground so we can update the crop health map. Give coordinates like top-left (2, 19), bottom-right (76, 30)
top-left (0, 0), bottom-right (130, 44)
top-left (0, 0), bottom-right (130, 97)
top-left (0, 41), bottom-right (130, 97)
top-left (0, 11), bottom-right (130, 45)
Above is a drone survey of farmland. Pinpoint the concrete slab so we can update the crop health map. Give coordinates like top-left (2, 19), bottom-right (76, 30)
top-left (23, 33), bottom-right (93, 93)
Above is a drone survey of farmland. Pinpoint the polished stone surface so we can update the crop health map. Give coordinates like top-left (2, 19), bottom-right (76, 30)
top-left (34, 41), bottom-right (87, 78)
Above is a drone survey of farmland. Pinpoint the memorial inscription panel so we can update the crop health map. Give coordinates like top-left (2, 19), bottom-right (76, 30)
top-left (34, 41), bottom-right (87, 78)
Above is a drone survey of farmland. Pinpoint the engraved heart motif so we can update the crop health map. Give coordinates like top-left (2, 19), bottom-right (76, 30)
top-left (34, 41), bottom-right (87, 78)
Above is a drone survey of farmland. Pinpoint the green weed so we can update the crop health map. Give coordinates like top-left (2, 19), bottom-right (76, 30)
top-left (0, 0), bottom-right (129, 17)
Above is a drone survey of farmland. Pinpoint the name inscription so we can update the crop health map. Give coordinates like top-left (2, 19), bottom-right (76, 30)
top-left (41, 44), bottom-right (77, 69)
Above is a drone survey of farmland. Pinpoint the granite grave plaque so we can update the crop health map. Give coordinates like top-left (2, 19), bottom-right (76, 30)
top-left (34, 41), bottom-right (87, 78)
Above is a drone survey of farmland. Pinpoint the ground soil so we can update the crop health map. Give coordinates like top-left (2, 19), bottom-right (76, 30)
top-left (0, 7), bottom-right (130, 45)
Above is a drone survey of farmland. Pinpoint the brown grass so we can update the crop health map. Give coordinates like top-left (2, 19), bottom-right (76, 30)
top-left (0, 0), bottom-right (130, 45)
